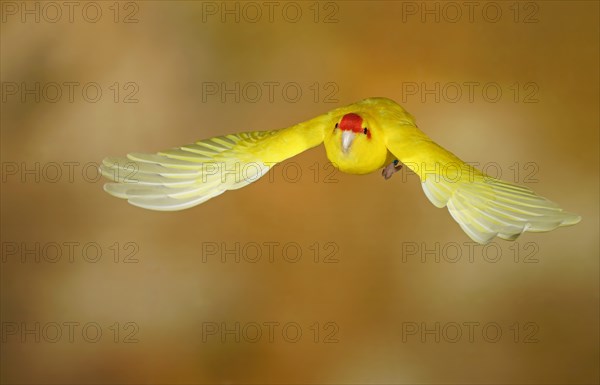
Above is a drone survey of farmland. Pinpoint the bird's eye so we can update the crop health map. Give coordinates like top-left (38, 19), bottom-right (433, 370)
top-left (335, 123), bottom-right (339, 129)
top-left (363, 127), bottom-right (368, 134)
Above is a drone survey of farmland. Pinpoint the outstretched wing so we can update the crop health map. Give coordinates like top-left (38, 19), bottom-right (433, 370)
top-left (383, 122), bottom-right (581, 244)
top-left (100, 115), bottom-right (330, 211)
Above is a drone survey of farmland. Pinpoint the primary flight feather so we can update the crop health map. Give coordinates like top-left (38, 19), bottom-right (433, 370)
top-left (100, 97), bottom-right (580, 244)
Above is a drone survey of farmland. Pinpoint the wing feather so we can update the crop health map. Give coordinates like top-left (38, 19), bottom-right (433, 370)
top-left (382, 116), bottom-right (581, 243)
top-left (100, 116), bottom-right (329, 210)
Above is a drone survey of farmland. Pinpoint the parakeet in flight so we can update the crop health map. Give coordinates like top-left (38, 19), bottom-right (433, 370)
top-left (100, 97), bottom-right (580, 244)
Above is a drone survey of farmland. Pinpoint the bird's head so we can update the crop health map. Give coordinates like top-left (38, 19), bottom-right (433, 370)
top-left (328, 112), bottom-right (386, 156)
top-left (323, 110), bottom-right (389, 173)
top-left (335, 113), bottom-right (371, 153)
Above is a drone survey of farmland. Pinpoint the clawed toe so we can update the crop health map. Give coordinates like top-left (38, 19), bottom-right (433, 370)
top-left (382, 160), bottom-right (402, 180)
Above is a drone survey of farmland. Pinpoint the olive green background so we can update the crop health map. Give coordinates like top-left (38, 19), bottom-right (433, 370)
top-left (1, 1), bottom-right (598, 384)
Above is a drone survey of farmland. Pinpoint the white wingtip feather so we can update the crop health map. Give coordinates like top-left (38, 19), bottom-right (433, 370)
top-left (422, 176), bottom-right (580, 244)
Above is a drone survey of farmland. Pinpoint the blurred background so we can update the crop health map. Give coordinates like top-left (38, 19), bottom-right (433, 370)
top-left (1, 1), bottom-right (598, 384)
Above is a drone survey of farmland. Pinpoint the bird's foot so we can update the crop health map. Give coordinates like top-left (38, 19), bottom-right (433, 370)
top-left (381, 160), bottom-right (403, 180)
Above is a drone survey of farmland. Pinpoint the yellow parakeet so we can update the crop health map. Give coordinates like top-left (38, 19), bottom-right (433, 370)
top-left (100, 97), bottom-right (580, 244)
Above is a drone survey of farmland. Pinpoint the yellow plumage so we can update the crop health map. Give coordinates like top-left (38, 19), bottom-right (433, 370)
top-left (100, 97), bottom-right (580, 244)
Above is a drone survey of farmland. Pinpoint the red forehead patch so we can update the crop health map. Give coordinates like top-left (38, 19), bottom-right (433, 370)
top-left (339, 113), bottom-right (363, 133)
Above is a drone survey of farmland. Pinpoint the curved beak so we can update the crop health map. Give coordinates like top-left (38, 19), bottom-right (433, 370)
top-left (341, 131), bottom-right (356, 153)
